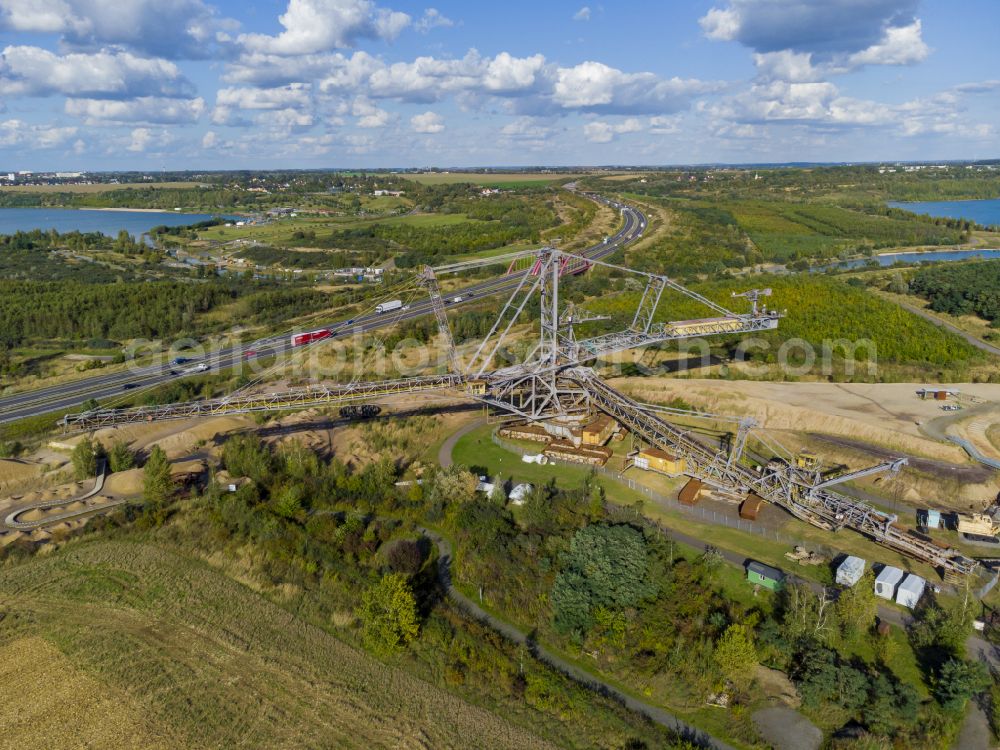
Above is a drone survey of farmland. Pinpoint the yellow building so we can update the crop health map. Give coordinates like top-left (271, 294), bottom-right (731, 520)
top-left (581, 415), bottom-right (616, 446)
top-left (634, 448), bottom-right (686, 475)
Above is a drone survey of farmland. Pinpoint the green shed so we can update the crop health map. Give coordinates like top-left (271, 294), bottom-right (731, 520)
top-left (746, 560), bottom-right (785, 591)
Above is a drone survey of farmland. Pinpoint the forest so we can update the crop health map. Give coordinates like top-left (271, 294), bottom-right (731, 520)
top-left (908, 260), bottom-right (1000, 323)
top-left (0, 279), bottom-right (331, 349)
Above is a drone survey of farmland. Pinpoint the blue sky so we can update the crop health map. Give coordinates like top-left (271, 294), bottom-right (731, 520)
top-left (0, 0), bottom-right (997, 169)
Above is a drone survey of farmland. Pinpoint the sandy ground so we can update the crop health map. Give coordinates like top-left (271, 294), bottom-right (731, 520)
top-left (611, 378), bottom-right (1000, 460)
top-left (93, 415), bottom-right (254, 460)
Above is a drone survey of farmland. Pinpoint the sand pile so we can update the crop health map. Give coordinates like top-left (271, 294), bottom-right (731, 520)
top-left (612, 377), bottom-right (974, 462)
top-left (104, 468), bottom-right (144, 496)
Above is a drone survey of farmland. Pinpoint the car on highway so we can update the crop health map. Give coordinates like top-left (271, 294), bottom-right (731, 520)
top-left (244, 350), bottom-right (258, 358)
top-left (122, 383), bottom-right (140, 390)
top-left (171, 357), bottom-right (191, 365)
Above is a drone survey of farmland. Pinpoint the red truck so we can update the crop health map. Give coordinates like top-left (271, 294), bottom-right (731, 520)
top-left (290, 328), bottom-right (331, 347)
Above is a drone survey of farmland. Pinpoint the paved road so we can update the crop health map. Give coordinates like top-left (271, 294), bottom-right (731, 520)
top-left (0, 195), bottom-right (645, 424)
top-left (894, 299), bottom-right (1000, 357)
top-left (421, 526), bottom-right (736, 750)
top-left (437, 418), bottom-right (484, 469)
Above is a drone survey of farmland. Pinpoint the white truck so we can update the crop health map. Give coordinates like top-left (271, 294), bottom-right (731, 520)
top-left (375, 299), bottom-right (403, 314)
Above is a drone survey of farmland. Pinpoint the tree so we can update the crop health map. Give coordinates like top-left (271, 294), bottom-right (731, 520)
top-left (108, 440), bottom-right (135, 472)
top-left (358, 572), bottom-right (419, 655)
top-left (551, 524), bottom-right (656, 635)
top-left (934, 658), bottom-right (990, 713)
top-left (713, 623), bottom-right (758, 690)
top-left (143, 445), bottom-right (175, 505)
top-left (386, 539), bottom-right (424, 577)
top-left (836, 571), bottom-right (878, 643)
top-left (71, 436), bottom-right (97, 480)
top-left (781, 583), bottom-right (836, 645)
top-left (909, 592), bottom-right (976, 657)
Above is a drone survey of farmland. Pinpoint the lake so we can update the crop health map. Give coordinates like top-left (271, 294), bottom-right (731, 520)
top-left (888, 198), bottom-right (1000, 226)
top-left (0, 207), bottom-right (230, 237)
top-left (816, 248), bottom-right (1000, 272)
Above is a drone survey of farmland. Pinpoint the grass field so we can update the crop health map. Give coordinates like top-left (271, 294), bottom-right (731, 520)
top-left (0, 182), bottom-right (204, 193)
top-left (0, 539), bottom-right (563, 750)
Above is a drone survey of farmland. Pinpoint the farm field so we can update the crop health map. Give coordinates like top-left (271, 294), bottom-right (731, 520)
top-left (404, 171), bottom-right (585, 186)
top-left (0, 539), bottom-right (560, 750)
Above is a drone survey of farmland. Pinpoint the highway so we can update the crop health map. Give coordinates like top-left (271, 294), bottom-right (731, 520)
top-left (0, 195), bottom-right (645, 425)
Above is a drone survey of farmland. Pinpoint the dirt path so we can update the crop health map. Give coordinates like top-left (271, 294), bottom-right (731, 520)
top-left (421, 526), bottom-right (736, 750)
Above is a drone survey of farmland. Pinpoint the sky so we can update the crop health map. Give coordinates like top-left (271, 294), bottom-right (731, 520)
top-left (0, 0), bottom-right (997, 170)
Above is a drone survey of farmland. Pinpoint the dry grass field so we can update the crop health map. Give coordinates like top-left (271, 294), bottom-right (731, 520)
top-left (0, 540), bottom-right (558, 750)
top-left (0, 636), bottom-right (172, 750)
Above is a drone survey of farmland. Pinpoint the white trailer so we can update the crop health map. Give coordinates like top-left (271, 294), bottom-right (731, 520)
top-left (895, 574), bottom-right (927, 609)
top-left (836, 556), bottom-right (866, 587)
top-left (375, 299), bottom-right (403, 314)
top-left (874, 566), bottom-right (905, 600)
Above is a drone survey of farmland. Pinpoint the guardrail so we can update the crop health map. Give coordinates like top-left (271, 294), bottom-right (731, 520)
top-left (947, 435), bottom-right (1000, 470)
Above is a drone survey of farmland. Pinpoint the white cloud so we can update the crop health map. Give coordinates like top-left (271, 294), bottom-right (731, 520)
top-left (126, 126), bottom-right (172, 152)
top-left (483, 52), bottom-right (546, 93)
top-left (351, 95), bottom-right (391, 127)
top-left (848, 20), bottom-right (929, 67)
top-left (582, 117), bottom-right (644, 143)
top-left (216, 83), bottom-right (312, 111)
top-left (699, 0), bottom-right (921, 56)
top-left (699, 7), bottom-right (739, 41)
top-left (229, 48), bottom-right (709, 117)
top-left (415, 8), bottom-right (453, 33)
top-left (65, 96), bottom-right (206, 124)
top-left (0, 0), bottom-right (238, 59)
top-left (552, 61), bottom-right (713, 114)
top-left (239, 0), bottom-right (410, 55)
top-left (752, 50), bottom-right (820, 82)
top-left (257, 107), bottom-right (315, 133)
top-left (410, 110), bottom-right (444, 133)
top-left (0, 119), bottom-right (77, 148)
top-left (0, 45), bottom-right (192, 98)
top-left (701, 0), bottom-right (928, 75)
top-left (201, 130), bottom-right (217, 148)
top-left (704, 78), bottom-right (994, 141)
top-left (573, 6), bottom-right (591, 22)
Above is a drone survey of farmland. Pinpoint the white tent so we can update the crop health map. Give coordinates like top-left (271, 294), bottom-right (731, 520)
top-left (895, 574), bottom-right (927, 609)
top-left (508, 483), bottom-right (533, 505)
top-left (836, 556), bottom-right (866, 587)
top-left (874, 566), bottom-right (905, 600)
